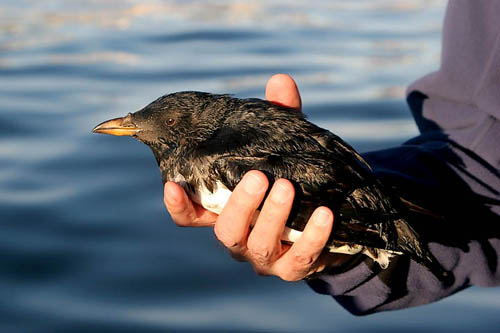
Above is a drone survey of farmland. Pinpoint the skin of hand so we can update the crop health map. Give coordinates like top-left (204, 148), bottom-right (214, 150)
top-left (163, 74), bottom-right (335, 281)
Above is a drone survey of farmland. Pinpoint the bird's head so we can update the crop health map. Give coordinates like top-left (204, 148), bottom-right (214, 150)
top-left (93, 91), bottom-right (228, 153)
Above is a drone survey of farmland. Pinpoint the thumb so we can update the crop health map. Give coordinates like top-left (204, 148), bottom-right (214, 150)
top-left (265, 74), bottom-right (302, 111)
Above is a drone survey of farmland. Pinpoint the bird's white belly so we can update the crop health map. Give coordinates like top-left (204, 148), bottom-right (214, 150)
top-left (187, 180), bottom-right (395, 268)
top-left (192, 181), bottom-right (232, 215)
top-left (190, 181), bottom-right (303, 242)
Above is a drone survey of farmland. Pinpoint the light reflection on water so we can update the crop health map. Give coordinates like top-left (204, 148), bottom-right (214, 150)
top-left (1, 0), bottom-right (499, 331)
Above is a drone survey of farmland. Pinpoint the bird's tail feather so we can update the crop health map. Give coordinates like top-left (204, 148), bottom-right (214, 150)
top-left (332, 193), bottom-right (454, 285)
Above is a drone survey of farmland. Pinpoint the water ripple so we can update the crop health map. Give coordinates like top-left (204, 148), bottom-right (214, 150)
top-left (3, 1), bottom-right (498, 332)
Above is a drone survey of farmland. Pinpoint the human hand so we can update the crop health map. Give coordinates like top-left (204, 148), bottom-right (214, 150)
top-left (164, 74), bottom-right (335, 280)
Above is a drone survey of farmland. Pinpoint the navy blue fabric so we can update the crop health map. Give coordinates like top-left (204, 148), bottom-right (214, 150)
top-left (307, 92), bottom-right (500, 315)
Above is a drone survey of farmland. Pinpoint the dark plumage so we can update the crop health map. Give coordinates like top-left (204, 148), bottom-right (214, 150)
top-left (93, 91), bottom-right (452, 284)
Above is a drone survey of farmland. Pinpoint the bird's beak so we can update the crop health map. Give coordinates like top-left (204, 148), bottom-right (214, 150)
top-left (92, 114), bottom-right (140, 136)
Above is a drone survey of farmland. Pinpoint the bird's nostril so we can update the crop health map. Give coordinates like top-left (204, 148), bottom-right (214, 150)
top-left (122, 113), bottom-right (134, 126)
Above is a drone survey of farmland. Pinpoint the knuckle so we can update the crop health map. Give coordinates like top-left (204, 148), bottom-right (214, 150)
top-left (225, 239), bottom-right (244, 250)
top-left (214, 224), bottom-right (241, 249)
top-left (229, 250), bottom-right (248, 262)
top-left (279, 271), bottom-right (300, 282)
top-left (248, 245), bottom-right (273, 266)
top-left (292, 251), bottom-right (314, 266)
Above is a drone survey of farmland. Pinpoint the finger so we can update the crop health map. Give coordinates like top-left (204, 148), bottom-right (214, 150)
top-left (214, 171), bottom-right (268, 255)
top-left (265, 73), bottom-right (302, 111)
top-left (272, 207), bottom-right (334, 281)
top-left (164, 181), bottom-right (218, 227)
top-left (247, 179), bottom-right (294, 269)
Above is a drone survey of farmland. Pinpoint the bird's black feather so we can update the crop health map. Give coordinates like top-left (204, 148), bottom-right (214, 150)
top-left (95, 91), bottom-right (453, 284)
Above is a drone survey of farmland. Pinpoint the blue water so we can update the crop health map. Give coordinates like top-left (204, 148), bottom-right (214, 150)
top-left (1, 1), bottom-right (499, 331)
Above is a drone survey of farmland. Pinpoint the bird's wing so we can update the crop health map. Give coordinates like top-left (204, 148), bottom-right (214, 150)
top-left (212, 150), bottom-right (432, 257)
top-left (212, 151), bottom-right (365, 229)
top-left (201, 120), bottom-right (420, 251)
top-left (307, 124), bottom-right (373, 173)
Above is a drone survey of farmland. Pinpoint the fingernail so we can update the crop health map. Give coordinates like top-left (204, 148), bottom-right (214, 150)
top-left (313, 208), bottom-right (332, 227)
top-left (243, 172), bottom-right (266, 194)
top-left (271, 180), bottom-right (292, 204)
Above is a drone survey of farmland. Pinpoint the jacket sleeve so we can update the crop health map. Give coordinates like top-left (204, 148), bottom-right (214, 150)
top-left (306, 132), bottom-right (500, 315)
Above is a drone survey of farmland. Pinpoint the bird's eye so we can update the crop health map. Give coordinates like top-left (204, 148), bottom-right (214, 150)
top-left (167, 118), bottom-right (175, 126)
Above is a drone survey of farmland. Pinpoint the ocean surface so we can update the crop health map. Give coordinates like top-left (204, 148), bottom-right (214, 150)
top-left (1, 0), bottom-right (499, 332)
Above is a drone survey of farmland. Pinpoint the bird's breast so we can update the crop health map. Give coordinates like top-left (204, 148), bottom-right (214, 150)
top-left (190, 180), bottom-right (232, 215)
top-left (178, 176), bottom-right (305, 244)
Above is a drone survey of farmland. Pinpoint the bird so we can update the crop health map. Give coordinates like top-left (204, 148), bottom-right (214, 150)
top-left (93, 91), bottom-right (452, 284)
